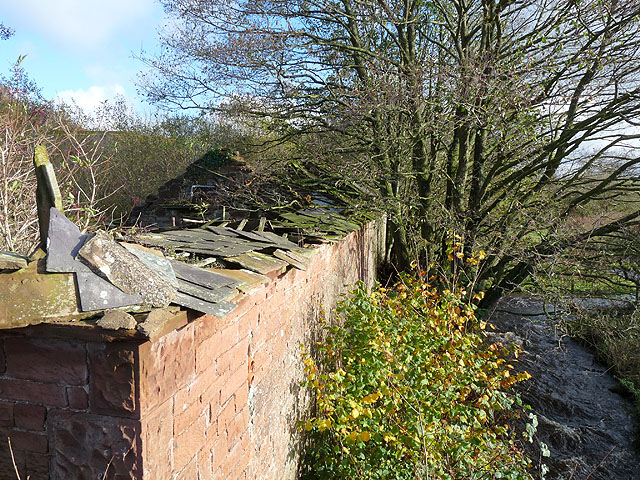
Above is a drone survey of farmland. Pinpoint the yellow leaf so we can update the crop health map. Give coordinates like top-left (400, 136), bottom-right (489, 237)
top-left (358, 431), bottom-right (371, 442)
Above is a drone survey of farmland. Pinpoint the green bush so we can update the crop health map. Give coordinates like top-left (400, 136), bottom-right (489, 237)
top-left (300, 275), bottom-right (533, 480)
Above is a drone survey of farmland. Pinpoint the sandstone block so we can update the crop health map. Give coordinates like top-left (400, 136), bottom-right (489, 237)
top-left (49, 411), bottom-right (140, 479)
top-left (4, 338), bottom-right (87, 385)
top-left (0, 378), bottom-right (67, 407)
top-left (66, 386), bottom-right (88, 410)
top-left (0, 400), bottom-right (13, 427)
top-left (142, 399), bottom-right (173, 479)
top-left (88, 343), bottom-right (137, 417)
top-left (173, 416), bottom-right (205, 473)
top-left (139, 326), bottom-right (195, 412)
top-left (14, 403), bottom-right (46, 431)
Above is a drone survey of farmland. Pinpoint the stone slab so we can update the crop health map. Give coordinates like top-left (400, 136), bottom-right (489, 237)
top-left (0, 262), bottom-right (80, 327)
top-left (45, 207), bottom-right (92, 274)
top-left (173, 293), bottom-right (237, 318)
top-left (50, 411), bottom-right (141, 478)
top-left (169, 259), bottom-right (239, 288)
top-left (75, 272), bottom-right (143, 312)
top-left (79, 231), bottom-right (177, 308)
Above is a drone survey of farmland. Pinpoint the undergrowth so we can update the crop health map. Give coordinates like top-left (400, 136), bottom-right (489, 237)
top-left (300, 275), bottom-right (535, 479)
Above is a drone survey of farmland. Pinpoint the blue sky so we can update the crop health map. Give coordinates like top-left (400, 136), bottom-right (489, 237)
top-left (0, 0), bottom-right (166, 114)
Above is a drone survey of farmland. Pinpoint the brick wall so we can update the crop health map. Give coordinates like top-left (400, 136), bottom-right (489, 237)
top-left (0, 219), bottom-right (384, 479)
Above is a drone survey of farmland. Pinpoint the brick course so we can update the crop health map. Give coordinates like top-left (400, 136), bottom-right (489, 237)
top-left (0, 219), bottom-right (384, 479)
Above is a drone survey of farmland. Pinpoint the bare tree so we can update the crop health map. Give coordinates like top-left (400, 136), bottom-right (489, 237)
top-left (140, 0), bottom-right (640, 299)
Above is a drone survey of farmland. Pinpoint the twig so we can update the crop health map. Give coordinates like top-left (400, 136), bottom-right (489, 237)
top-left (585, 445), bottom-right (616, 480)
top-left (8, 437), bottom-right (22, 480)
top-left (102, 455), bottom-right (115, 479)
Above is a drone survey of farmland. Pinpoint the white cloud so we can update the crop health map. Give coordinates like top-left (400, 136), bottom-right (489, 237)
top-left (1, 0), bottom-right (157, 50)
top-left (55, 84), bottom-right (127, 114)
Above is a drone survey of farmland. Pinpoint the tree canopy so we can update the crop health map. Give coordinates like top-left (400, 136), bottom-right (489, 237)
top-left (141, 0), bottom-right (640, 298)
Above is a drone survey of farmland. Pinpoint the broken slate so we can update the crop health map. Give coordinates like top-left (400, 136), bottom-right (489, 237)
top-left (224, 251), bottom-right (288, 275)
top-left (78, 230), bottom-right (177, 308)
top-left (175, 278), bottom-right (237, 304)
top-left (75, 272), bottom-right (143, 312)
top-left (273, 249), bottom-right (310, 271)
top-left (45, 207), bottom-right (92, 274)
top-left (96, 310), bottom-right (137, 330)
top-left (168, 259), bottom-right (240, 289)
top-left (173, 293), bottom-right (237, 317)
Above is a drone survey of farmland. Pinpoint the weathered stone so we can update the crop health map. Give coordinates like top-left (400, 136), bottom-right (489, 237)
top-left (78, 230), bottom-right (177, 308)
top-left (0, 251), bottom-right (28, 270)
top-left (0, 261), bottom-right (79, 328)
top-left (45, 207), bottom-right (92, 274)
top-left (88, 343), bottom-right (137, 417)
top-left (49, 410), bottom-right (140, 479)
top-left (96, 310), bottom-right (137, 330)
top-left (75, 271), bottom-right (142, 312)
top-left (136, 308), bottom-right (178, 340)
top-left (121, 243), bottom-right (178, 287)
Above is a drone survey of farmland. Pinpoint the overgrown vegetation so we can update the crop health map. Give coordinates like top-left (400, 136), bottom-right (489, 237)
top-left (0, 59), bottom-right (115, 254)
top-left (83, 99), bottom-right (257, 212)
top-left (300, 274), bottom-right (536, 479)
top-left (0, 60), bottom-right (255, 254)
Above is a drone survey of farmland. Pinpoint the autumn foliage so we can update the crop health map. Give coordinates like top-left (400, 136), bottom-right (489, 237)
top-left (300, 276), bottom-right (533, 479)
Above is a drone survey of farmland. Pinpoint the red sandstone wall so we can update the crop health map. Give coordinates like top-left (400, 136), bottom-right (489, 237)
top-left (0, 219), bottom-right (384, 479)
top-left (0, 337), bottom-right (142, 479)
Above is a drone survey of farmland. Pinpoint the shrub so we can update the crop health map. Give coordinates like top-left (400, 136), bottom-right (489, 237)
top-left (300, 275), bottom-right (533, 479)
